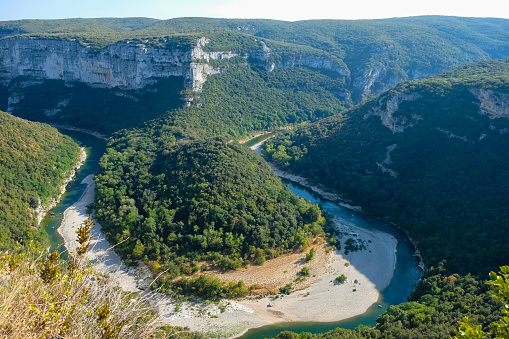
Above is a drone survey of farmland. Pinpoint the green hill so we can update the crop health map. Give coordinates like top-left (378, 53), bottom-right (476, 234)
top-left (95, 134), bottom-right (323, 275)
top-left (0, 111), bottom-right (80, 249)
top-left (264, 59), bottom-right (509, 276)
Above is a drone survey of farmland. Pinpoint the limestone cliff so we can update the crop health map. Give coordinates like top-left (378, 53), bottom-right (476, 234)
top-left (0, 36), bottom-right (349, 93)
top-left (470, 87), bottom-right (509, 119)
top-left (363, 92), bottom-right (423, 133)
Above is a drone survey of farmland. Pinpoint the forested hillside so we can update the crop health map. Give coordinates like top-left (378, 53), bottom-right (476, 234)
top-left (264, 59), bottom-right (509, 277)
top-left (2, 16), bottom-right (509, 116)
top-left (95, 132), bottom-right (323, 275)
top-left (6, 64), bottom-right (348, 136)
top-left (0, 111), bottom-right (80, 249)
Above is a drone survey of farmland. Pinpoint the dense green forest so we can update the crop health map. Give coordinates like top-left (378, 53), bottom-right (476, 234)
top-left (6, 65), bottom-right (348, 137)
top-left (264, 59), bottom-right (509, 277)
top-left (0, 111), bottom-right (80, 249)
top-left (95, 133), bottom-right (324, 278)
top-left (7, 78), bottom-right (186, 135)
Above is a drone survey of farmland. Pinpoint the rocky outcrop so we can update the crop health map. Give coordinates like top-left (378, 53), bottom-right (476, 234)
top-left (470, 88), bottom-right (509, 119)
top-left (376, 144), bottom-right (398, 177)
top-left (0, 36), bottom-right (350, 93)
top-left (363, 92), bottom-right (423, 132)
top-left (351, 64), bottom-right (406, 101)
top-left (0, 37), bottom-right (192, 88)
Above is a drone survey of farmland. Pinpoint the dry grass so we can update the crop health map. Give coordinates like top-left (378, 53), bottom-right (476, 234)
top-left (0, 218), bottom-right (167, 339)
top-left (210, 241), bottom-right (331, 294)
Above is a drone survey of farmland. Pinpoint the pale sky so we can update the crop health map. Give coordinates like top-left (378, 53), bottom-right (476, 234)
top-left (1, 0), bottom-right (509, 22)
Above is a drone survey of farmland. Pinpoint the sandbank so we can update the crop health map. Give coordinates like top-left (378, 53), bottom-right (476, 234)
top-left (58, 174), bottom-right (151, 292)
top-left (161, 217), bottom-right (397, 338)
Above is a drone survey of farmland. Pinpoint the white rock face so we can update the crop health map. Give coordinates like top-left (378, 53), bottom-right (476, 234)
top-left (363, 92), bottom-right (422, 132)
top-left (470, 88), bottom-right (509, 119)
top-left (0, 37), bottom-right (192, 89)
top-left (0, 36), bottom-right (350, 92)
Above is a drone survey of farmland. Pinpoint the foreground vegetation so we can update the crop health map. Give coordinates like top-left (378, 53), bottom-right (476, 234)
top-left (0, 219), bottom-right (160, 338)
top-left (0, 217), bottom-right (209, 339)
top-left (0, 111), bottom-right (80, 250)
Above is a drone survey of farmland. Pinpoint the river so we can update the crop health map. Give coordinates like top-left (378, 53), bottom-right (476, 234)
top-left (44, 130), bottom-right (422, 338)
top-left (239, 178), bottom-right (422, 338)
top-left (41, 130), bottom-right (107, 257)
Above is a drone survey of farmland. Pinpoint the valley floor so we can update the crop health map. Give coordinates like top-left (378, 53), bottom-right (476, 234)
top-left (163, 221), bottom-right (397, 338)
top-left (58, 172), bottom-right (398, 339)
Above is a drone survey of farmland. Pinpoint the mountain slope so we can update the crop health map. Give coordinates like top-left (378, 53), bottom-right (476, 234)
top-left (0, 111), bottom-right (80, 249)
top-left (264, 59), bottom-right (509, 276)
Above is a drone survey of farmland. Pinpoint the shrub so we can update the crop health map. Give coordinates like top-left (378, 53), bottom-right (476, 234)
top-left (280, 283), bottom-right (293, 295)
top-left (336, 274), bottom-right (347, 284)
top-left (300, 267), bottom-right (310, 277)
top-left (0, 218), bottom-right (164, 338)
top-left (306, 248), bottom-right (316, 262)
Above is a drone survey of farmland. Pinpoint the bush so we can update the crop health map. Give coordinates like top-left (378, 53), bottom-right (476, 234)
top-left (306, 248), bottom-right (316, 262)
top-left (336, 274), bottom-right (347, 284)
top-left (280, 283), bottom-right (293, 295)
top-left (254, 248), bottom-right (266, 265)
top-left (0, 218), bottom-right (163, 338)
top-left (300, 267), bottom-right (310, 277)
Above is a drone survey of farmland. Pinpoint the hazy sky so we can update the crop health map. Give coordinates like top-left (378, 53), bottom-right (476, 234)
top-left (2, 0), bottom-right (509, 21)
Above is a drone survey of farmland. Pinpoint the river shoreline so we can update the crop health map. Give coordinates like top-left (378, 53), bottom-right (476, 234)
top-left (251, 141), bottom-right (426, 278)
top-left (50, 123), bottom-right (109, 141)
top-left (57, 174), bottom-right (152, 292)
top-left (35, 147), bottom-right (86, 225)
top-left (54, 132), bottom-right (405, 338)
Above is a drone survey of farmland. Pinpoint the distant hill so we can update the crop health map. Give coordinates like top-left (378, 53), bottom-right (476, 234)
top-left (0, 111), bottom-right (80, 249)
top-left (264, 59), bottom-right (509, 276)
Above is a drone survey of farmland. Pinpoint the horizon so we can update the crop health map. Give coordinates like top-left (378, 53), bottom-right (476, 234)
top-left (2, 0), bottom-right (509, 22)
top-left (1, 14), bottom-right (508, 23)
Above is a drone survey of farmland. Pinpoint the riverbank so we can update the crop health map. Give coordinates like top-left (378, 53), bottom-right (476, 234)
top-left (50, 123), bottom-right (109, 141)
top-left (162, 217), bottom-right (397, 338)
top-left (57, 174), bottom-right (152, 292)
top-left (250, 143), bottom-right (362, 212)
top-left (36, 147), bottom-right (87, 225)
top-left (55, 136), bottom-right (400, 339)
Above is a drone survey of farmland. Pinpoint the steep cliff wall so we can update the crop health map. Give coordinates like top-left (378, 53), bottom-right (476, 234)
top-left (0, 36), bottom-right (349, 92)
top-left (0, 37), bottom-right (198, 89)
